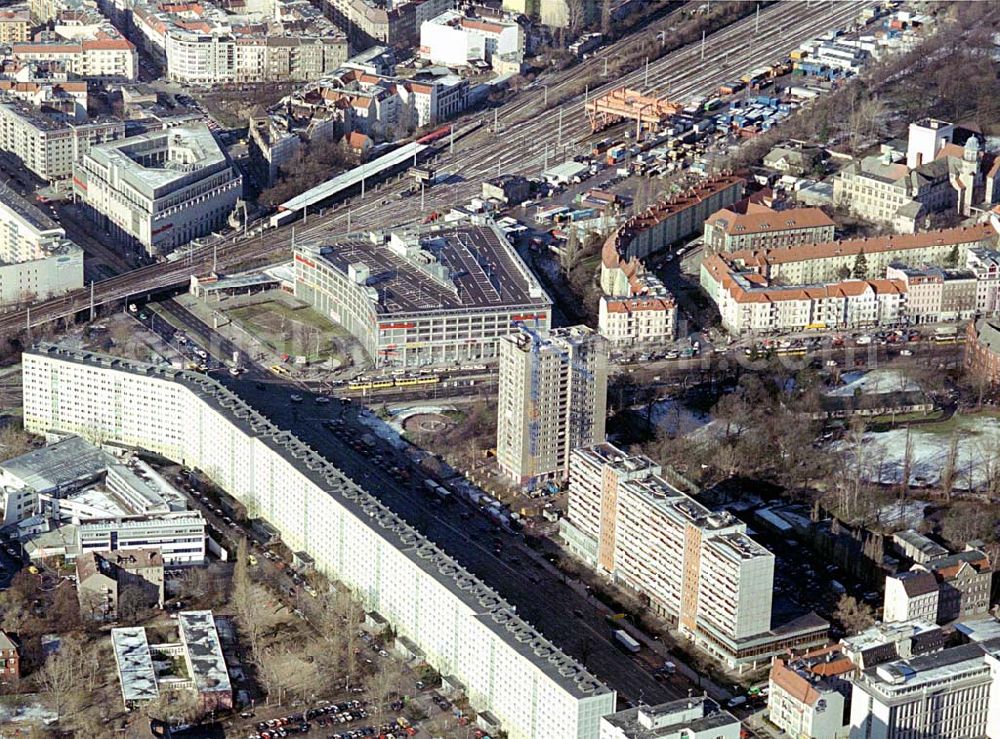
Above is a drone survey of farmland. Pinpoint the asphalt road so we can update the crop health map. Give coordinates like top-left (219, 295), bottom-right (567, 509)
top-left (213, 373), bottom-right (676, 706)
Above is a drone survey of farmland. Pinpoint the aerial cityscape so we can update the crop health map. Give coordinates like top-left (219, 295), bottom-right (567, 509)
top-left (0, 0), bottom-right (997, 738)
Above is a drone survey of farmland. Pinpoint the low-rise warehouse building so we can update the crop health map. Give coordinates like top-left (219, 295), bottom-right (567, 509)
top-left (294, 223), bottom-right (552, 368)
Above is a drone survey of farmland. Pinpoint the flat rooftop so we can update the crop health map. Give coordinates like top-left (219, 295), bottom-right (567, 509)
top-left (0, 436), bottom-right (113, 493)
top-left (303, 224), bottom-right (549, 315)
top-left (111, 627), bottom-right (159, 703)
top-left (177, 611), bottom-right (232, 695)
top-left (27, 343), bottom-right (608, 699)
top-left (0, 185), bottom-right (60, 234)
top-left (88, 124), bottom-right (228, 194)
top-left (860, 643), bottom-right (991, 696)
top-left (601, 697), bottom-right (739, 738)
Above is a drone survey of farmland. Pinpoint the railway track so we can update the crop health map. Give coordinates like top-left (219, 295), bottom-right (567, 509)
top-left (0, 1), bottom-right (867, 337)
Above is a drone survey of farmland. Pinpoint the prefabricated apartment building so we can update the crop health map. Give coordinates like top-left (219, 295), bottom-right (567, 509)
top-left (21, 344), bottom-right (615, 739)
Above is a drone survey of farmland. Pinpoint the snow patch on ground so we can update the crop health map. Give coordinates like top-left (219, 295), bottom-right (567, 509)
top-left (386, 405), bottom-right (457, 434)
top-left (835, 415), bottom-right (1000, 491)
top-left (644, 399), bottom-right (712, 437)
top-left (357, 410), bottom-right (408, 449)
top-left (826, 369), bottom-right (922, 398)
top-left (0, 697), bottom-right (58, 726)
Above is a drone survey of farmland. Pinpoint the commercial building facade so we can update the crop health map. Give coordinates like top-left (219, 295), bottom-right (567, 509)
top-left (22, 344), bottom-right (616, 738)
top-left (496, 326), bottom-right (608, 486)
top-left (294, 225), bottom-right (551, 369)
top-left (0, 187), bottom-right (83, 307)
top-left (73, 125), bottom-right (241, 257)
top-left (849, 642), bottom-right (1000, 739)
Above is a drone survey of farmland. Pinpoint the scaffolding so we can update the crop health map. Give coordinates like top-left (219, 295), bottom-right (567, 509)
top-left (584, 87), bottom-right (682, 138)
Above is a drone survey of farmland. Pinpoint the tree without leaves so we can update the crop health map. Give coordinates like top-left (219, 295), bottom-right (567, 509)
top-left (36, 637), bottom-right (86, 720)
top-left (0, 424), bottom-right (31, 463)
top-left (833, 594), bottom-right (875, 634)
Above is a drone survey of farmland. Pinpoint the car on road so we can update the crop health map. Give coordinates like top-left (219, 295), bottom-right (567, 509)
top-left (900, 349), bottom-right (913, 356)
top-left (315, 396), bottom-right (331, 404)
top-left (290, 394), bottom-right (303, 402)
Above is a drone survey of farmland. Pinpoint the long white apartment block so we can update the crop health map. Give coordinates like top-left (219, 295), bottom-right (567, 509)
top-left (21, 344), bottom-right (616, 739)
top-left (0, 186), bottom-right (82, 307)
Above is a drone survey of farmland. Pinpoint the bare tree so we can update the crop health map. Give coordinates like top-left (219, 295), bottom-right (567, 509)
top-left (117, 584), bottom-right (152, 625)
top-left (565, 0), bottom-right (585, 38)
top-left (0, 424), bottom-right (31, 463)
top-left (367, 658), bottom-right (404, 723)
top-left (833, 595), bottom-right (875, 634)
top-left (601, 0), bottom-right (612, 36)
top-left (941, 431), bottom-right (960, 501)
top-left (899, 427), bottom-right (913, 499)
top-left (37, 637), bottom-right (85, 720)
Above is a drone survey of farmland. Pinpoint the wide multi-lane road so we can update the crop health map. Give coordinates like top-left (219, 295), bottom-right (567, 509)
top-left (0, 0), bottom-right (866, 337)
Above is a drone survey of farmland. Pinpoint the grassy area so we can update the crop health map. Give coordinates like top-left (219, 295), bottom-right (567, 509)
top-left (226, 300), bottom-right (347, 362)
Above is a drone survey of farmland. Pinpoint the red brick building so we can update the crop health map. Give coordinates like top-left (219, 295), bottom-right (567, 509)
top-left (0, 631), bottom-right (19, 683)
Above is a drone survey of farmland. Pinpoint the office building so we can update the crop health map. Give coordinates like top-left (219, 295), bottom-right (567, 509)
top-left (848, 642), bottom-right (1000, 739)
top-left (22, 344), bottom-right (617, 739)
top-left (74, 513), bottom-right (205, 565)
top-left (294, 224), bottom-right (551, 369)
top-left (0, 99), bottom-right (124, 181)
top-left (561, 443), bottom-right (828, 669)
top-left (111, 610), bottom-right (232, 711)
top-left (0, 186), bottom-right (83, 307)
top-left (73, 125), bottom-right (241, 257)
top-left (497, 326), bottom-right (607, 486)
top-left (599, 697), bottom-right (740, 739)
top-left (768, 645), bottom-right (854, 739)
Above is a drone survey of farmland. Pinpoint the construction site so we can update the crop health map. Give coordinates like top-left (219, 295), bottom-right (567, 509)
top-left (584, 87), bottom-right (682, 138)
